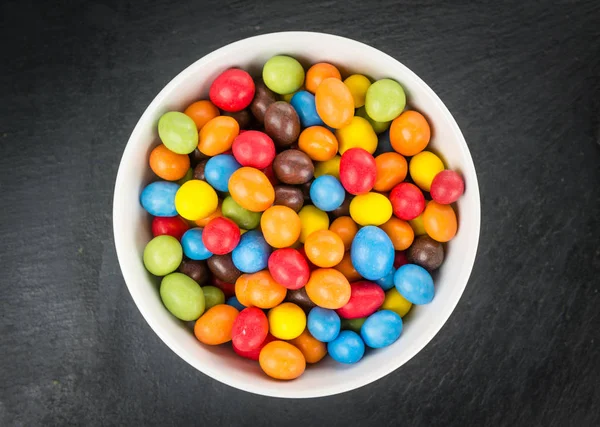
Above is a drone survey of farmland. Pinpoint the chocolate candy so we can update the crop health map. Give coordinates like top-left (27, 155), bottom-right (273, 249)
top-left (285, 287), bottom-right (317, 313)
top-left (264, 102), bottom-right (301, 147)
top-left (330, 194), bottom-right (352, 218)
top-left (178, 259), bottom-right (209, 285)
top-left (222, 109), bottom-right (252, 130)
top-left (193, 159), bottom-right (208, 181)
top-left (407, 235), bottom-right (444, 270)
top-left (189, 148), bottom-right (208, 168)
top-left (250, 80), bottom-right (278, 124)
top-left (300, 179), bottom-right (313, 202)
top-left (274, 185), bottom-right (304, 212)
top-left (273, 149), bottom-right (314, 185)
top-left (207, 253), bottom-right (243, 283)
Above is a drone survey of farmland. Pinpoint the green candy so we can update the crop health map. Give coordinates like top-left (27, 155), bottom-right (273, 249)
top-left (221, 196), bottom-right (261, 229)
top-left (263, 55), bottom-right (305, 95)
top-left (160, 273), bottom-right (205, 321)
top-left (158, 111), bottom-right (198, 154)
top-left (365, 79), bottom-right (406, 122)
top-left (176, 168), bottom-right (193, 186)
top-left (356, 106), bottom-right (391, 134)
top-left (341, 317), bottom-right (367, 333)
top-left (143, 235), bottom-right (183, 276)
top-left (202, 286), bottom-right (225, 310)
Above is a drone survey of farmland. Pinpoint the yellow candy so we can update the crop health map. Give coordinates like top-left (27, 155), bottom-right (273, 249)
top-left (175, 180), bottom-right (218, 220)
top-left (409, 151), bottom-right (445, 191)
top-left (268, 303), bottom-right (306, 340)
top-left (335, 116), bottom-right (378, 154)
top-left (349, 192), bottom-right (392, 226)
top-left (314, 155), bottom-right (341, 179)
top-left (408, 201), bottom-right (428, 236)
top-left (298, 205), bottom-right (330, 243)
top-left (343, 74), bottom-right (371, 108)
top-left (381, 288), bottom-right (412, 317)
top-left (282, 86), bottom-right (305, 103)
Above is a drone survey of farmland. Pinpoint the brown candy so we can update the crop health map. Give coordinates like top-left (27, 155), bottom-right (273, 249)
top-left (407, 235), bottom-right (445, 270)
top-left (207, 254), bottom-right (243, 284)
top-left (274, 185), bottom-right (304, 212)
top-left (178, 260), bottom-right (209, 285)
top-left (300, 179), bottom-right (313, 202)
top-left (264, 101), bottom-right (301, 147)
top-left (222, 109), bottom-right (252, 129)
top-left (273, 149), bottom-right (314, 185)
top-left (330, 194), bottom-right (352, 218)
top-left (285, 287), bottom-right (317, 313)
top-left (189, 148), bottom-right (208, 168)
top-left (193, 159), bottom-right (208, 180)
top-left (250, 80), bottom-right (277, 123)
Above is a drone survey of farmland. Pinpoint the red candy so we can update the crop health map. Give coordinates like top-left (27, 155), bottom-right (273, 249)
top-left (210, 276), bottom-right (236, 298)
top-left (268, 248), bottom-right (310, 290)
top-left (339, 148), bottom-right (376, 195)
top-left (233, 333), bottom-right (276, 361)
top-left (394, 251), bottom-right (409, 268)
top-left (151, 216), bottom-right (189, 241)
top-left (209, 69), bottom-right (255, 112)
top-left (231, 307), bottom-right (269, 351)
top-left (430, 170), bottom-right (465, 204)
top-left (389, 182), bottom-right (426, 220)
top-left (232, 131), bottom-right (276, 169)
top-left (261, 164), bottom-right (279, 186)
top-left (336, 281), bottom-right (385, 319)
top-left (202, 217), bottom-right (241, 255)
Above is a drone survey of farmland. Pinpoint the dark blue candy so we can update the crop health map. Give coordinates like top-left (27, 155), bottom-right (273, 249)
top-left (140, 181), bottom-right (179, 217)
top-left (394, 264), bottom-right (435, 304)
top-left (360, 310), bottom-right (403, 348)
top-left (204, 154), bottom-right (241, 192)
top-left (351, 226), bottom-right (394, 280)
top-left (327, 330), bottom-right (365, 364)
top-left (290, 90), bottom-right (324, 128)
top-left (309, 175), bottom-right (345, 212)
top-left (231, 230), bottom-right (271, 273)
top-left (226, 296), bottom-right (246, 311)
top-left (181, 228), bottom-right (213, 260)
top-left (307, 307), bottom-right (341, 342)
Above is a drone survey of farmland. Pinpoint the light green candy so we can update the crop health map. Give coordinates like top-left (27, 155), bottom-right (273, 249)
top-left (158, 111), bottom-right (198, 154)
top-left (160, 273), bottom-right (205, 321)
top-left (143, 235), bottom-right (183, 276)
top-left (202, 286), bottom-right (225, 310)
top-left (356, 106), bottom-right (391, 134)
top-left (263, 55), bottom-right (305, 95)
top-left (341, 317), bottom-right (367, 333)
top-left (365, 79), bottom-right (406, 122)
top-left (222, 196), bottom-right (261, 230)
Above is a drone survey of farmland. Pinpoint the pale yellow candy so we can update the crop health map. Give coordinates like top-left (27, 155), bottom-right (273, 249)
top-left (409, 151), bottom-right (445, 191)
top-left (336, 116), bottom-right (378, 154)
top-left (343, 74), bottom-right (371, 108)
top-left (349, 192), bottom-right (392, 226)
top-left (381, 288), bottom-right (412, 317)
top-left (314, 155), bottom-right (341, 179)
top-left (298, 205), bottom-right (330, 243)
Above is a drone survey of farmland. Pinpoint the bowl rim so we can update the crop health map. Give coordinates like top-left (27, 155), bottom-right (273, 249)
top-left (113, 31), bottom-right (481, 398)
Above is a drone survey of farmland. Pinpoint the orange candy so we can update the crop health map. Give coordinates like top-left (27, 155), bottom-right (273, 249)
top-left (374, 152), bottom-right (408, 192)
top-left (298, 126), bottom-right (339, 161)
top-left (235, 270), bottom-right (287, 309)
top-left (315, 78), bottom-right (354, 129)
top-left (228, 167), bottom-right (275, 212)
top-left (290, 329), bottom-right (327, 363)
top-left (193, 304), bottom-right (238, 345)
top-left (389, 110), bottom-right (431, 156)
top-left (194, 201), bottom-right (223, 227)
top-left (149, 144), bottom-right (191, 181)
top-left (380, 217), bottom-right (415, 251)
top-left (305, 63), bottom-right (342, 93)
top-left (423, 201), bottom-right (458, 242)
top-left (304, 230), bottom-right (345, 268)
top-left (305, 268), bottom-right (351, 309)
top-left (198, 116), bottom-right (239, 156)
top-left (333, 252), bottom-right (363, 282)
top-left (259, 341), bottom-right (306, 380)
top-left (329, 216), bottom-right (358, 251)
top-left (261, 206), bottom-right (301, 248)
top-left (184, 100), bottom-right (220, 130)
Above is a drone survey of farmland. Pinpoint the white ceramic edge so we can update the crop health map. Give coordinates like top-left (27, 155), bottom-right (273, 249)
top-left (113, 31), bottom-right (481, 398)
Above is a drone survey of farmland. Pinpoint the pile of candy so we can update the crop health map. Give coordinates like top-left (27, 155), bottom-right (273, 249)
top-left (140, 56), bottom-right (465, 380)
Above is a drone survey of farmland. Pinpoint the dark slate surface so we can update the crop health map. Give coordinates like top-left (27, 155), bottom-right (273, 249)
top-left (1, 0), bottom-right (599, 425)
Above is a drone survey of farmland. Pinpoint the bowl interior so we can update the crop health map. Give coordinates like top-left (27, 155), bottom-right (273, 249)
top-left (113, 32), bottom-right (480, 398)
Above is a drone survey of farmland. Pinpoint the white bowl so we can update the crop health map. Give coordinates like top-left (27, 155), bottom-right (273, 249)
top-left (113, 31), bottom-right (481, 398)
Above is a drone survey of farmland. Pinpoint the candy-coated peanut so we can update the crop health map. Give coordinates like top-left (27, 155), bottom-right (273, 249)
top-left (339, 148), bottom-right (377, 195)
top-left (198, 116), bottom-right (239, 156)
top-left (356, 106), bottom-right (391, 134)
top-left (232, 131), bottom-right (276, 169)
top-left (305, 268), bottom-right (351, 309)
top-left (333, 252), bottom-right (363, 282)
top-left (389, 110), bottom-right (430, 156)
top-left (141, 181), bottom-right (179, 217)
top-left (360, 310), bottom-right (402, 348)
top-left (327, 330), bottom-right (365, 364)
top-left (309, 175), bottom-right (345, 212)
top-left (184, 100), bottom-right (220, 130)
top-left (394, 264), bottom-right (434, 304)
top-left (290, 91), bottom-right (325, 128)
top-left (263, 56), bottom-right (305, 95)
top-left (261, 205), bottom-right (301, 248)
top-left (314, 155), bottom-right (341, 179)
top-left (228, 167), bottom-right (275, 212)
top-left (209, 69), bottom-right (255, 112)
top-left (195, 202), bottom-right (223, 227)
top-left (201, 286), bottom-right (226, 310)
top-left (336, 116), bottom-right (378, 154)
top-left (409, 151), bottom-right (445, 191)
top-left (149, 144), bottom-right (191, 181)
top-left (381, 288), bottom-right (413, 317)
top-left (298, 205), bottom-right (330, 243)
top-left (315, 78), bottom-right (354, 129)
top-left (329, 216), bottom-right (358, 251)
top-left (268, 248), bottom-right (310, 290)
top-left (194, 304), bottom-right (238, 345)
top-left (143, 235), bottom-right (183, 276)
top-left (336, 281), bottom-right (385, 319)
top-left (408, 235), bottom-right (445, 270)
top-left (373, 152), bottom-right (408, 192)
top-left (304, 230), bottom-right (345, 268)
top-left (351, 226), bottom-right (395, 281)
top-left (160, 272), bottom-right (205, 321)
top-left (231, 307), bottom-right (269, 351)
top-left (350, 192), bottom-right (393, 226)
top-left (365, 79), bottom-right (406, 122)
top-left (221, 196), bottom-right (261, 229)
top-left (233, 333), bottom-right (275, 361)
top-left (430, 170), bottom-right (465, 204)
top-left (202, 217), bottom-right (241, 255)
top-left (298, 126), bottom-right (338, 161)
top-left (423, 201), bottom-right (457, 242)
top-left (268, 302), bottom-right (306, 340)
top-left (343, 74), bottom-right (371, 108)
top-left (181, 228), bottom-right (213, 260)
top-left (235, 270), bottom-right (287, 309)
top-left (307, 307), bottom-right (340, 342)
top-left (290, 329), bottom-right (327, 363)
top-left (158, 111), bottom-right (198, 155)
top-left (306, 63), bottom-right (342, 93)
top-left (389, 183), bottom-right (425, 221)
top-left (380, 217), bottom-right (414, 251)
top-left (152, 216), bottom-right (189, 241)
top-left (175, 180), bottom-right (218, 221)
top-left (231, 230), bottom-right (272, 273)
top-left (259, 341), bottom-right (306, 380)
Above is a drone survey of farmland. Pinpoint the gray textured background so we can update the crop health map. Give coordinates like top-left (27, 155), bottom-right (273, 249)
top-left (1, 0), bottom-right (599, 426)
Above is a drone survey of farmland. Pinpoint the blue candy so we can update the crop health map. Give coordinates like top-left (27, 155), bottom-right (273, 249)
top-left (375, 267), bottom-right (396, 290)
top-left (374, 129), bottom-right (393, 156)
top-left (204, 154), bottom-right (241, 192)
top-left (394, 264), bottom-right (435, 304)
top-left (361, 310), bottom-right (403, 348)
top-left (180, 228), bottom-right (213, 260)
top-left (351, 226), bottom-right (394, 280)
top-left (307, 307), bottom-right (341, 342)
top-left (327, 330), bottom-right (365, 364)
top-left (290, 91), bottom-right (324, 128)
top-left (309, 175), bottom-right (345, 212)
top-left (231, 230), bottom-right (271, 273)
top-left (226, 296), bottom-right (246, 311)
top-left (140, 181), bottom-right (179, 217)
